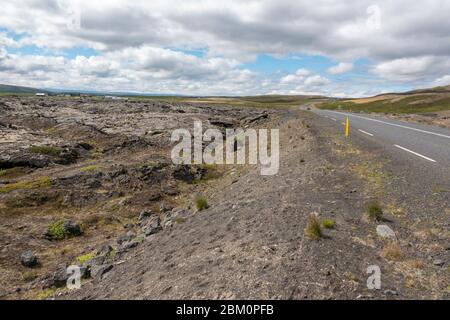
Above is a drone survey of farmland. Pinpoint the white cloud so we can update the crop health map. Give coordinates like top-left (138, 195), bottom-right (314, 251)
top-left (304, 75), bottom-right (330, 86)
top-left (295, 68), bottom-right (311, 76)
top-left (327, 62), bottom-right (354, 74)
top-left (277, 69), bottom-right (331, 95)
top-left (0, 45), bottom-right (258, 95)
top-left (1, 1), bottom-right (450, 95)
top-left (372, 56), bottom-right (450, 82)
top-left (2, 1), bottom-right (450, 62)
top-left (280, 68), bottom-right (312, 84)
top-left (433, 75), bottom-right (450, 87)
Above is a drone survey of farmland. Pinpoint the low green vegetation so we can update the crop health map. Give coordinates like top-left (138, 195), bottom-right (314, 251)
top-left (319, 95), bottom-right (450, 114)
top-left (304, 215), bottom-right (323, 240)
top-left (0, 92), bottom-right (35, 97)
top-left (46, 220), bottom-right (82, 240)
top-left (366, 201), bottom-right (383, 221)
top-left (0, 176), bottom-right (52, 193)
top-left (80, 165), bottom-right (100, 172)
top-left (195, 197), bottom-right (208, 211)
top-left (36, 288), bottom-right (55, 300)
top-left (46, 220), bottom-right (66, 240)
top-left (87, 141), bottom-right (103, 159)
top-left (29, 145), bottom-right (62, 156)
top-left (0, 167), bottom-right (26, 178)
top-left (76, 252), bottom-right (96, 264)
top-left (321, 219), bottom-right (335, 229)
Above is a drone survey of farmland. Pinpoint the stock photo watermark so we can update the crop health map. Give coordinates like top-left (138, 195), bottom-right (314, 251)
top-left (367, 4), bottom-right (382, 31)
top-left (367, 265), bottom-right (381, 290)
top-left (171, 121), bottom-right (280, 176)
top-left (66, 265), bottom-right (82, 290)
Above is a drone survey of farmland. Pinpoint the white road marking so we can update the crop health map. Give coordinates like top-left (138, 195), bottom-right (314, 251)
top-left (327, 111), bottom-right (450, 139)
top-left (394, 145), bottom-right (436, 163)
top-left (341, 122), bottom-right (346, 125)
top-left (358, 129), bottom-right (374, 137)
top-left (331, 118), bottom-right (337, 121)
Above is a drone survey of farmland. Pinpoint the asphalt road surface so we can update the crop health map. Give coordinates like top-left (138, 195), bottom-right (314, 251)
top-left (312, 109), bottom-right (450, 167)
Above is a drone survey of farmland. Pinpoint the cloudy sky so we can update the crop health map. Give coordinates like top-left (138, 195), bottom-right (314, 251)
top-left (1, 0), bottom-right (450, 97)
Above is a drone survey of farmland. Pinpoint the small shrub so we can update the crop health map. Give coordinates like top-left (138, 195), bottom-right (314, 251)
top-left (46, 220), bottom-right (66, 240)
top-left (46, 220), bottom-right (82, 240)
top-left (29, 145), bottom-right (62, 157)
top-left (76, 252), bottom-right (95, 265)
top-left (366, 201), bottom-right (383, 221)
top-left (195, 197), bottom-right (208, 211)
top-left (321, 219), bottom-right (335, 229)
top-left (304, 215), bottom-right (323, 240)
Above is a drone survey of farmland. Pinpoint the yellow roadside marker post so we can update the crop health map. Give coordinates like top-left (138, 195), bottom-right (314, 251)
top-left (345, 117), bottom-right (349, 138)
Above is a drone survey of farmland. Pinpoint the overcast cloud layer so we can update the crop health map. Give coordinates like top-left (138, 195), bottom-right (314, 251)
top-left (1, 0), bottom-right (450, 97)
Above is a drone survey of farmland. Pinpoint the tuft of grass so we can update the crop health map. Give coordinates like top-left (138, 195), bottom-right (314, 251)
top-left (407, 259), bottom-right (425, 269)
top-left (351, 161), bottom-right (386, 197)
top-left (174, 216), bottom-right (186, 224)
top-left (0, 167), bottom-right (26, 178)
top-left (0, 176), bottom-right (51, 193)
top-left (195, 197), bottom-right (208, 211)
top-left (135, 236), bottom-right (145, 244)
top-left (381, 242), bottom-right (404, 261)
top-left (193, 164), bottom-right (223, 183)
top-left (87, 140), bottom-right (103, 159)
top-left (36, 288), bottom-right (55, 300)
top-left (46, 220), bottom-right (66, 240)
top-left (366, 201), bottom-right (383, 221)
top-left (304, 215), bottom-right (323, 240)
top-left (22, 270), bottom-right (39, 282)
top-left (76, 252), bottom-right (95, 265)
top-left (80, 165), bottom-right (100, 172)
top-left (29, 145), bottom-right (62, 157)
top-left (321, 219), bottom-right (335, 229)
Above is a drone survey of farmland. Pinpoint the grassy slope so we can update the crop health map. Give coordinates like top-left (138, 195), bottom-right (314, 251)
top-left (319, 94), bottom-right (450, 114)
top-left (0, 84), bottom-right (50, 95)
top-left (124, 95), bottom-right (325, 109)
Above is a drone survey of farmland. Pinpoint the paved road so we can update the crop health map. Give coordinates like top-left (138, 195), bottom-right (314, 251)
top-left (312, 109), bottom-right (450, 167)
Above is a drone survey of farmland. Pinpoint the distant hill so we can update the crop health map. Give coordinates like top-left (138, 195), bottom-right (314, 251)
top-left (0, 84), bottom-right (51, 94)
top-left (319, 85), bottom-right (450, 114)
